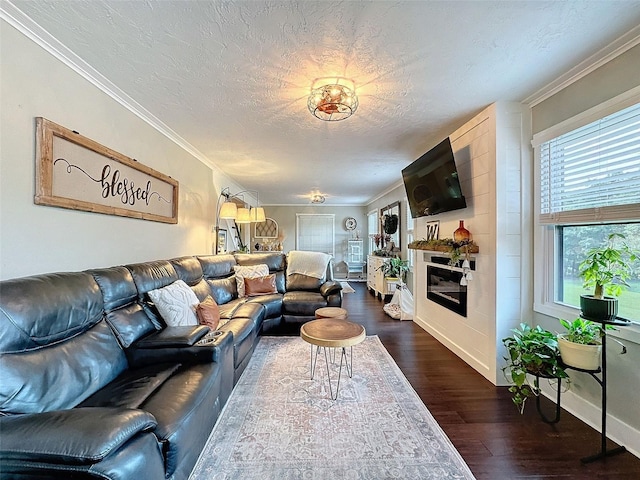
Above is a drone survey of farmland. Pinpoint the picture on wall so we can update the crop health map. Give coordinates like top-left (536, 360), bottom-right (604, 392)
top-left (35, 117), bottom-right (179, 223)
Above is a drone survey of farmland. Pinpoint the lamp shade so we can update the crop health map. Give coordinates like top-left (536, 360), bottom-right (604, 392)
top-left (236, 207), bottom-right (251, 223)
top-left (219, 201), bottom-right (237, 219)
top-left (250, 207), bottom-right (266, 223)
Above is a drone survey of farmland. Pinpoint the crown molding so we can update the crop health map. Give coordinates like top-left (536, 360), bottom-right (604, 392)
top-left (524, 25), bottom-right (640, 107)
top-left (0, 1), bottom-right (225, 177)
top-left (366, 180), bottom-right (405, 207)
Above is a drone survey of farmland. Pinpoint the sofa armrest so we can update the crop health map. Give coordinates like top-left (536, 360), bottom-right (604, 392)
top-left (0, 408), bottom-right (157, 464)
top-left (134, 325), bottom-right (210, 348)
top-left (126, 329), bottom-right (234, 368)
top-left (320, 280), bottom-right (342, 298)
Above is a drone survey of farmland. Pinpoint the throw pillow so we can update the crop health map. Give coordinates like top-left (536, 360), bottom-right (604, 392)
top-left (233, 264), bottom-right (269, 297)
top-left (244, 274), bottom-right (277, 297)
top-left (195, 295), bottom-right (220, 329)
top-left (148, 280), bottom-right (199, 327)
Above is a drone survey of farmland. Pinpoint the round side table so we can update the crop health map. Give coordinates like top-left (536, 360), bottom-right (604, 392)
top-left (315, 306), bottom-right (348, 320)
top-left (300, 318), bottom-right (365, 400)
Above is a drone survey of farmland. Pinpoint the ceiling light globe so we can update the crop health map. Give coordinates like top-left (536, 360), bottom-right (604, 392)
top-left (307, 83), bottom-right (358, 122)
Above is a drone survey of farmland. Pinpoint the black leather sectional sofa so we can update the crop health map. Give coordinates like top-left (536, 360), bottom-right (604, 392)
top-left (0, 252), bottom-right (342, 480)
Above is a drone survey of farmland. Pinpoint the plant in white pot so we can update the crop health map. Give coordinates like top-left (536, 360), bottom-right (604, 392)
top-left (557, 318), bottom-right (604, 371)
top-left (578, 233), bottom-right (638, 321)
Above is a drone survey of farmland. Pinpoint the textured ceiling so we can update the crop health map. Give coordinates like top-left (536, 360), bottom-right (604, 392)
top-left (10, 0), bottom-right (640, 205)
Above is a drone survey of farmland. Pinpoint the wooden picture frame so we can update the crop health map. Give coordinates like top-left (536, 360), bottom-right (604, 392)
top-left (35, 117), bottom-right (178, 223)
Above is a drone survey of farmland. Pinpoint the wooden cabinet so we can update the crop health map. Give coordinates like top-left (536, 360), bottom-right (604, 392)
top-left (367, 255), bottom-right (398, 299)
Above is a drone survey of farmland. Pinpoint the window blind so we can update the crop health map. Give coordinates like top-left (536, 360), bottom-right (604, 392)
top-left (295, 214), bottom-right (335, 256)
top-left (539, 101), bottom-right (640, 223)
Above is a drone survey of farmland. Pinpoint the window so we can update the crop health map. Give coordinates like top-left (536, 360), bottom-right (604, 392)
top-left (555, 224), bottom-right (639, 322)
top-left (295, 214), bottom-right (335, 256)
top-left (367, 210), bottom-right (378, 254)
top-left (539, 101), bottom-right (640, 223)
top-left (533, 92), bottom-right (640, 327)
top-left (405, 200), bottom-right (414, 269)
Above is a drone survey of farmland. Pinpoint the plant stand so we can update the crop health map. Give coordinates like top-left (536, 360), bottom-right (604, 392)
top-left (534, 374), bottom-right (563, 424)
top-left (535, 317), bottom-right (629, 463)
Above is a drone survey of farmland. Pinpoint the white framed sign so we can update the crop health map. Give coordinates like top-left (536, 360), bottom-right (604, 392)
top-left (35, 117), bottom-right (178, 224)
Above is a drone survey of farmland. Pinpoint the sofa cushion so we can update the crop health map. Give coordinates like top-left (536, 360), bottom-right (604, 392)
top-left (148, 280), bottom-right (199, 327)
top-left (196, 295), bottom-right (220, 329)
top-left (191, 278), bottom-right (214, 302)
top-left (217, 318), bottom-right (257, 368)
top-left (1, 320), bottom-right (127, 415)
top-left (79, 363), bottom-right (181, 409)
top-left (170, 256), bottom-right (205, 287)
top-left (140, 362), bottom-right (222, 479)
top-left (105, 302), bottom-right (160, 348)
top-left (0, 271), bottom-right (104, 353)
top-left (283, 291), bottom-right (329, 316)
top-left (198, 254), bottom-right (236, 279)
top-left (206, 277), bottom-right (238, 305)
top-left (234, 252), bottom-right (286, 271)
top-left (90, 266), bottom-right (161, 346)
top-left (246, 293), bottom-right (283, 319)
top-left (126, 260), bottom-right (179, 297)
top-left (233, 264), bottom-right (269, 297)
top-left (286, 273), bottom-right (324, 291)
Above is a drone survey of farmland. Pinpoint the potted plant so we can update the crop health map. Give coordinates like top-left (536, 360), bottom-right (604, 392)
top-left (502, 323), bottom-right (567, 414)
top-left (579, 233), bottom-right (638, 321)
top-left (378, 257), bottom-right (409, 282)
top-left (557, 318), bottom-right (603, 371)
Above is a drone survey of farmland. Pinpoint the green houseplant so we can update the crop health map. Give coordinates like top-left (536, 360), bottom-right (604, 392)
top-left (557, 318), bottom-right (603, 370)
top-left (377, 257), bottom-right (409, 282)
top-left (578, 233), bottom-right (638, 320)
top-left (502, 323), bottom-right (567, 414)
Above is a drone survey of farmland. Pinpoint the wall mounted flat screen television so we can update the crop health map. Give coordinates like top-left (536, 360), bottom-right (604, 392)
top-left (402, 137), bottom-right (467, 218)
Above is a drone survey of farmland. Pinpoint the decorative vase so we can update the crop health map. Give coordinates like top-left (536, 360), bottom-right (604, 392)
top-left (557, 334), bottom-right (602, 371)
top-left (453, 220), bottom-right (471, 243)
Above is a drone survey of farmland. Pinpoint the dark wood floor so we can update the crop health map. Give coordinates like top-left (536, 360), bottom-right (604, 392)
top-left (340, 282), bottom-right (640, 480)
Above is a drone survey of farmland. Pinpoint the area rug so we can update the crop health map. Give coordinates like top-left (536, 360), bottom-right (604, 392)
top-left (189, 336), bottom-right (475, 479)
top-left (340, 281), bottom-right (356, 293)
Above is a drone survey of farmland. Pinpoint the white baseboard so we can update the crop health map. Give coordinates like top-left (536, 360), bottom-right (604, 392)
top-left (415, 315), bottom-right (640, 460)
top-left (413, 315), bottom-right (493, 383)
top-left (538, 380), bottom-right (640, 459)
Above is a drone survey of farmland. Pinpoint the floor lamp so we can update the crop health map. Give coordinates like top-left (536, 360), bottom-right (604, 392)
top-left (215, 187), bottom-right (266, 254)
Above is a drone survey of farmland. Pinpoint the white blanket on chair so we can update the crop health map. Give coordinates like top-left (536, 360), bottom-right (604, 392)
top-left (287, 251), bottom-right (331, 279)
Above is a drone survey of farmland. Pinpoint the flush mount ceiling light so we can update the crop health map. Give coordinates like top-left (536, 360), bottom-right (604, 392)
top-left (311, 194), bottom-right (326, 204)
top-left (307, 84), bottom-right (359, 121)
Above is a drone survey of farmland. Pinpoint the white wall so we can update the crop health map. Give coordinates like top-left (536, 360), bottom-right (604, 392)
top-left (256, 205), bottom-right (368, 268)
top-left (0, 21), bottom-right (228, 279)
top-left (412, 102), bottom-right (531, 384)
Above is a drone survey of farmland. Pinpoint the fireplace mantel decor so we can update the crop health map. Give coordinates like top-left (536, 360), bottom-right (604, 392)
top-left (408, 238), bottom-right (479, 253)
top-left (35, 117), bottom-right (179, 224)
